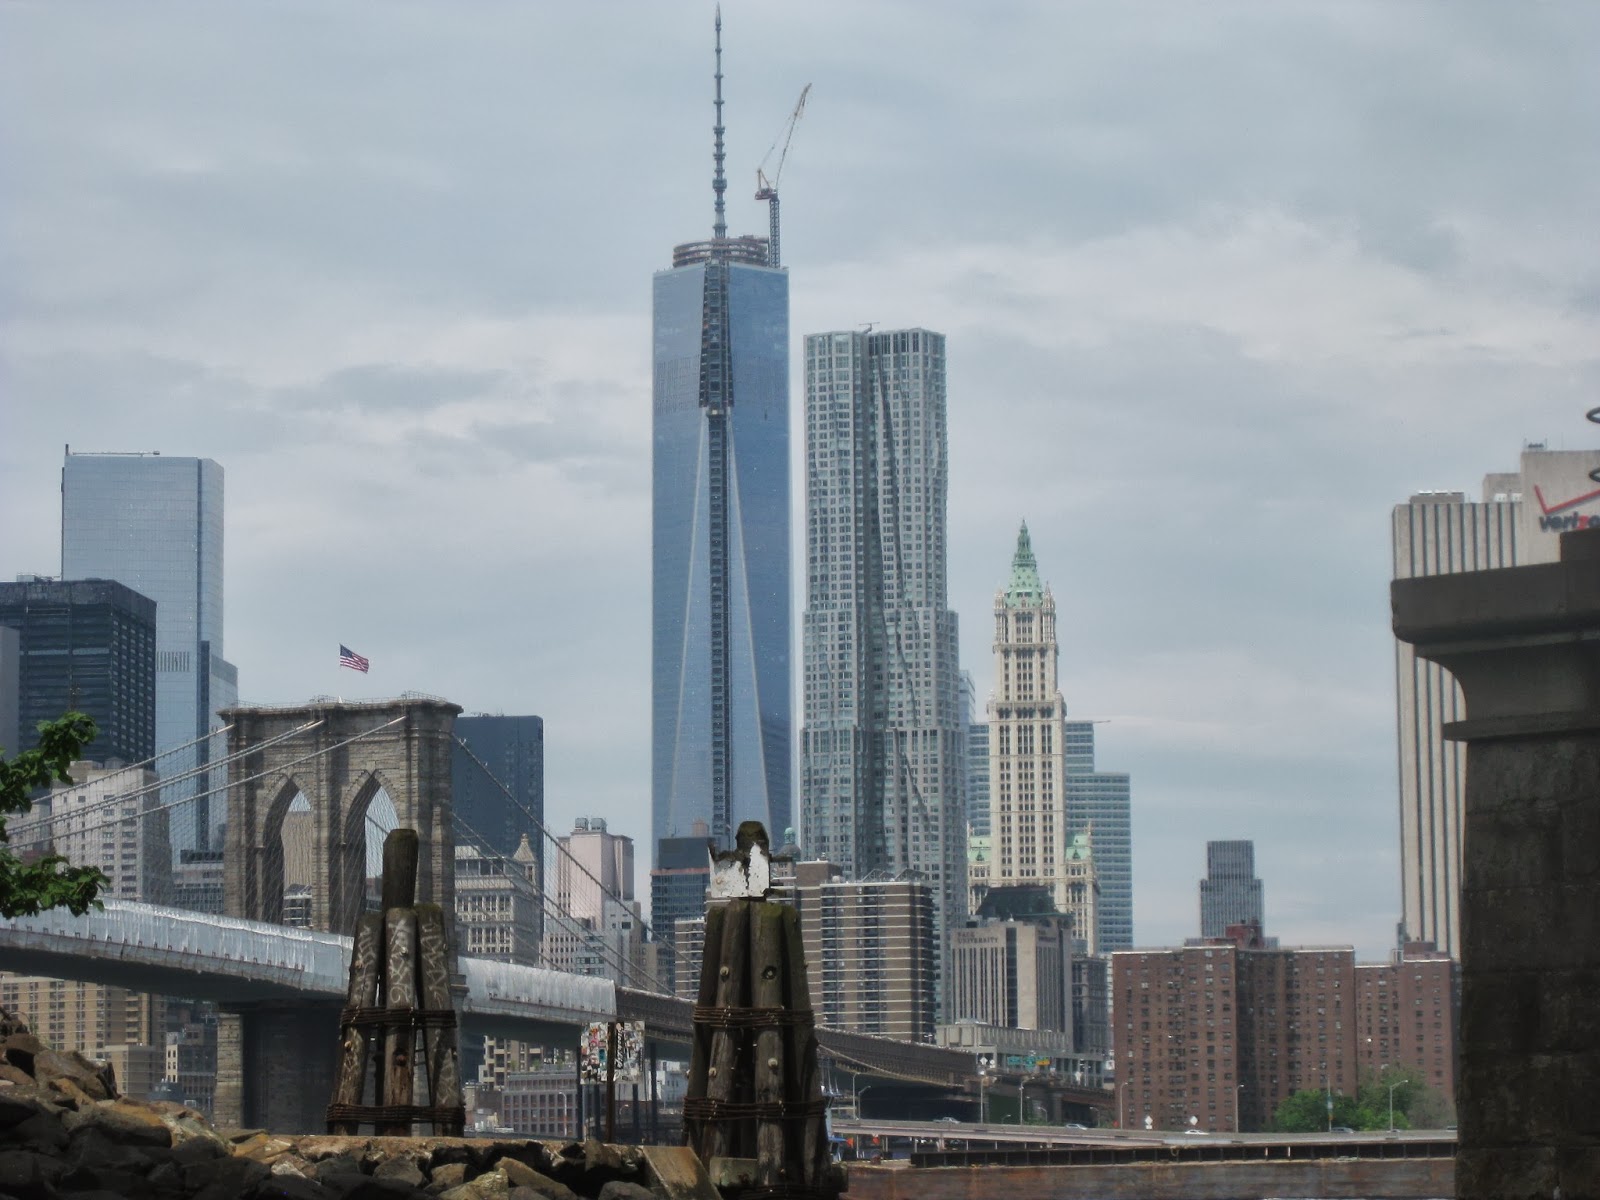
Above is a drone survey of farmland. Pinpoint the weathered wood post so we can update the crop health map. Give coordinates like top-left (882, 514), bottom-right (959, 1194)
top-left (684, 821), bottom-right (842, 1199)
top-left (326, 827), bottom-right (464, 1136)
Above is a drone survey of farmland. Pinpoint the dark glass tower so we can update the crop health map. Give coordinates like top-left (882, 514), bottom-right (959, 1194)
top-left (0, 578), bottom-right (157, 761)
top-left (652, 15), bottom-right (791, 859)
top-left (452, 714), bottom-right (545, 949)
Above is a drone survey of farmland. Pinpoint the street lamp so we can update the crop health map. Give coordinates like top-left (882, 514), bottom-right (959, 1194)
top-left (1322, 1064), bottom-right (1333, 1134)
top-left (978, 1065), bottom-right (989, 1125)
top-left (1387, 1078), bottom-right (1403, 1132)
top-left (1018, 1077), bottom-right (1026, 1127)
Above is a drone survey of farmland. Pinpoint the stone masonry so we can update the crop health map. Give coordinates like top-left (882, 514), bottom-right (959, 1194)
top-left (215, 698), bottom-right (463, 1132)
top-left (1393, 525), bottom-right (1600, 1199)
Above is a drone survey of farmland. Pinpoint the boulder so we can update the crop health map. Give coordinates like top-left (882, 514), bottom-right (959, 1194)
top-left (374, 1155), bottom-right (427, 1188)
top-left (64, 1098), bottom-right (175, 1147)
top-left (246, 1176), bottom-right (345, 1200)
top-left (597, 1183), bottom-right (656, 1200)
top-left (497, 1158), bottom-right (578, 1200)
top-left (440, 1166), bottom-right (511, 1199)
top-left (0, 1147), bottom-right (65, 1199)
top-left (426, 1160), bottom-right (470, 1192)
top-left (3, 1111), bottom-right (69, 1154)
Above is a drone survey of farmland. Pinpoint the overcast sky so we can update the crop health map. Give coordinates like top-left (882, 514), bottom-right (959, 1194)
top-left (3, 2), bottom-right (1597, 958)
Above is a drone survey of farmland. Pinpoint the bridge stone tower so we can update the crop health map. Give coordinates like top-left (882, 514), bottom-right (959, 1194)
top-left (222, 696), bottom-right (462, 936)
top-left (215, 696), bottom-right (463, 1132)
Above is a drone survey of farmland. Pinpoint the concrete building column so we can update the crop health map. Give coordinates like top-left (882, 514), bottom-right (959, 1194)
top-left (1393, 526), bottom-right (1600, 1198)
top-left (213, 1011), bottom-right (244, 1130)
top-left (212, 1003), bottom-right (343, 1133)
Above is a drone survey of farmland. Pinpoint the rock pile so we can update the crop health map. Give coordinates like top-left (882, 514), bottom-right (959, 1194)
top-left (0, 1016), bottom-right (666, 1200)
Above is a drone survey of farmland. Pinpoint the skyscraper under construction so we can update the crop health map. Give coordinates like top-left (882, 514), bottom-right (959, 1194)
top-left (652, 14), bottom-right (791, 863)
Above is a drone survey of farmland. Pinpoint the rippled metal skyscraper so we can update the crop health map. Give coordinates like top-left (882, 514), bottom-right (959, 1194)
top-left (651, 12), bottom-right (790, 861)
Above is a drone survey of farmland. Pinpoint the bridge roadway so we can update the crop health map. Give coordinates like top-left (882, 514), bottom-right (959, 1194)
top-left (832, 1115), bottom-right (1457, 1152)
top-left (0, 900), bottom-right (977, 1090)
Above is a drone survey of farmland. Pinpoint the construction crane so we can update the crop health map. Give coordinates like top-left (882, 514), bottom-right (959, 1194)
top-left (755, 83), bottom-right (810, 269)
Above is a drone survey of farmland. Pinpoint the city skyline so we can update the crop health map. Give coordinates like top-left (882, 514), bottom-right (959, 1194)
top-left (3, 4), bottom-right (1597, 956)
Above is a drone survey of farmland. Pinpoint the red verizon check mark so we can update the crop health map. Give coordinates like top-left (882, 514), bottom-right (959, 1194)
top-left (1534, 484), bottom-right (1600, 516)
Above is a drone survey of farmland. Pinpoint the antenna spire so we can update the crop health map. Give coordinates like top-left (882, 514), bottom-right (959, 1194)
top-left (712, 6), bottom-right (727, 242)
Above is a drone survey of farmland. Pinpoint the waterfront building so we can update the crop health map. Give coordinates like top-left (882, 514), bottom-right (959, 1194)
top-left (1113, 931), bottom-right (1457, 1132)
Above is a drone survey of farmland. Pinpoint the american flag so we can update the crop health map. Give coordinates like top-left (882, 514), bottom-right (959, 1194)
top-left (338, 644), bottom-right (370, 673)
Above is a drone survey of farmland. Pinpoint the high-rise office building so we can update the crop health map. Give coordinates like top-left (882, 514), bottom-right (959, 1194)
top-left (961, 672), bottom-right (990, 839)
top-left (1199, 840), bottom-right (1264, 939)
top-left (545, 817), bottom-right (645, 987)
top-left (986, 525), bottom-right (1127, 951)
top-left (652, 19), bottom-right (791, 863)
top-left (950, 884), bottom-right (1074, 1036)
top-left (60, 450), bottom-right (237, 851)
top-left (0, 625), bottom-right (20, 755)
top-left (1391, 446), bottom-right (1600, 957)
top-left (800, 327), bottom-right (966, 1009)
top-left (1063, 729), bottom-right (1132, 952)
top-left (987, 526), bottom-right (1074, 906)
top-left (650, 818), bottom-right (712, 997)
top-left (452, 714), bottom-right (545, 946)
top-left (0, 578), bottom-right (157, 762)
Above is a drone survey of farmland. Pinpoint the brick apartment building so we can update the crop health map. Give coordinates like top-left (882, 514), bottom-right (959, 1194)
top-left (1113, 928), bottom-right (1456, 1132)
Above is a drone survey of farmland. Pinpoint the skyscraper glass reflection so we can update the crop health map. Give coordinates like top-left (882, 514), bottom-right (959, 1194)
top-left (651, 20), bottom-right (790, 859)
top-left (61, 451), bottom-right (237, 850)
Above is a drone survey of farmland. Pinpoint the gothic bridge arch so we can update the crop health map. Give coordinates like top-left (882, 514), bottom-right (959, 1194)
top-left (222, 697), bottom-right (462, 936)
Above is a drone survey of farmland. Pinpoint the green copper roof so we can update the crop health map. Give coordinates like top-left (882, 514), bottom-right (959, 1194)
top-left (1004, 520), bottom-right (1043, 605)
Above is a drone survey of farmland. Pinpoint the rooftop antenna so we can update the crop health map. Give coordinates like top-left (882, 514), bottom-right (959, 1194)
top-left (712, 7), bottom-right (727, 243)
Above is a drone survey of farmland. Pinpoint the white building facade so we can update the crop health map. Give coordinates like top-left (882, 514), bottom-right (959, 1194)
top-left (1392, 445), bottom-right (1600, 958)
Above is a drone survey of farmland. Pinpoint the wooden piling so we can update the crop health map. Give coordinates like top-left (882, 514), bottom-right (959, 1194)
top-left (415, 903), bottom-right (463, 1136)
top-left (326, 827), bottom-right (463, 1136)
top-left (752, 901), bottom-right (789, 1186)
top-left (704, 898), bottom-right (751, 1160)
top-left (379, 906), bottom-right (418, 1135)
top-left (328, 912), bottom-right (383, 1135)
top-left (781, 902), bottom-right (829, 1187)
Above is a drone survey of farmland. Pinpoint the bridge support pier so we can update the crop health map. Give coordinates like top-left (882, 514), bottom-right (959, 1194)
top-left (1394, 526), bottom-right (1600, 1198)
top-left (214, 1002), bottom-right (343, 1133)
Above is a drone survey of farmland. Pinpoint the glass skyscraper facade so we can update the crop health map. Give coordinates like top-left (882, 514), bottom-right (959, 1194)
top-left (651, 246), bottom-right (791, 857)
top-left (800, 328), bottom-right (966, 1014)
top-left (60, 451), bottom-right (237, 850)
top-left (1199, 839), bottom-right (1265, 939)
top-left (0, 578), bottom-right (157, 762)
top-left (452, 714), bottom-right (545, 948)
top-left (1062, 724), bottom-right (1132, 952)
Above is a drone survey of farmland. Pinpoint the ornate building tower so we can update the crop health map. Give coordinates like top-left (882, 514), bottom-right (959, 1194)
top-left (988, 524), bottom-right (1098, 948)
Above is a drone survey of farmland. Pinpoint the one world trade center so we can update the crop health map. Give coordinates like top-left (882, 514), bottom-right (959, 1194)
top-left (651, 12), bottom-right (791, 863)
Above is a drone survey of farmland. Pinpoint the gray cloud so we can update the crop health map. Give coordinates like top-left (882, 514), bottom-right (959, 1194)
top-left (3, 0), bottom-right (1597, 956)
